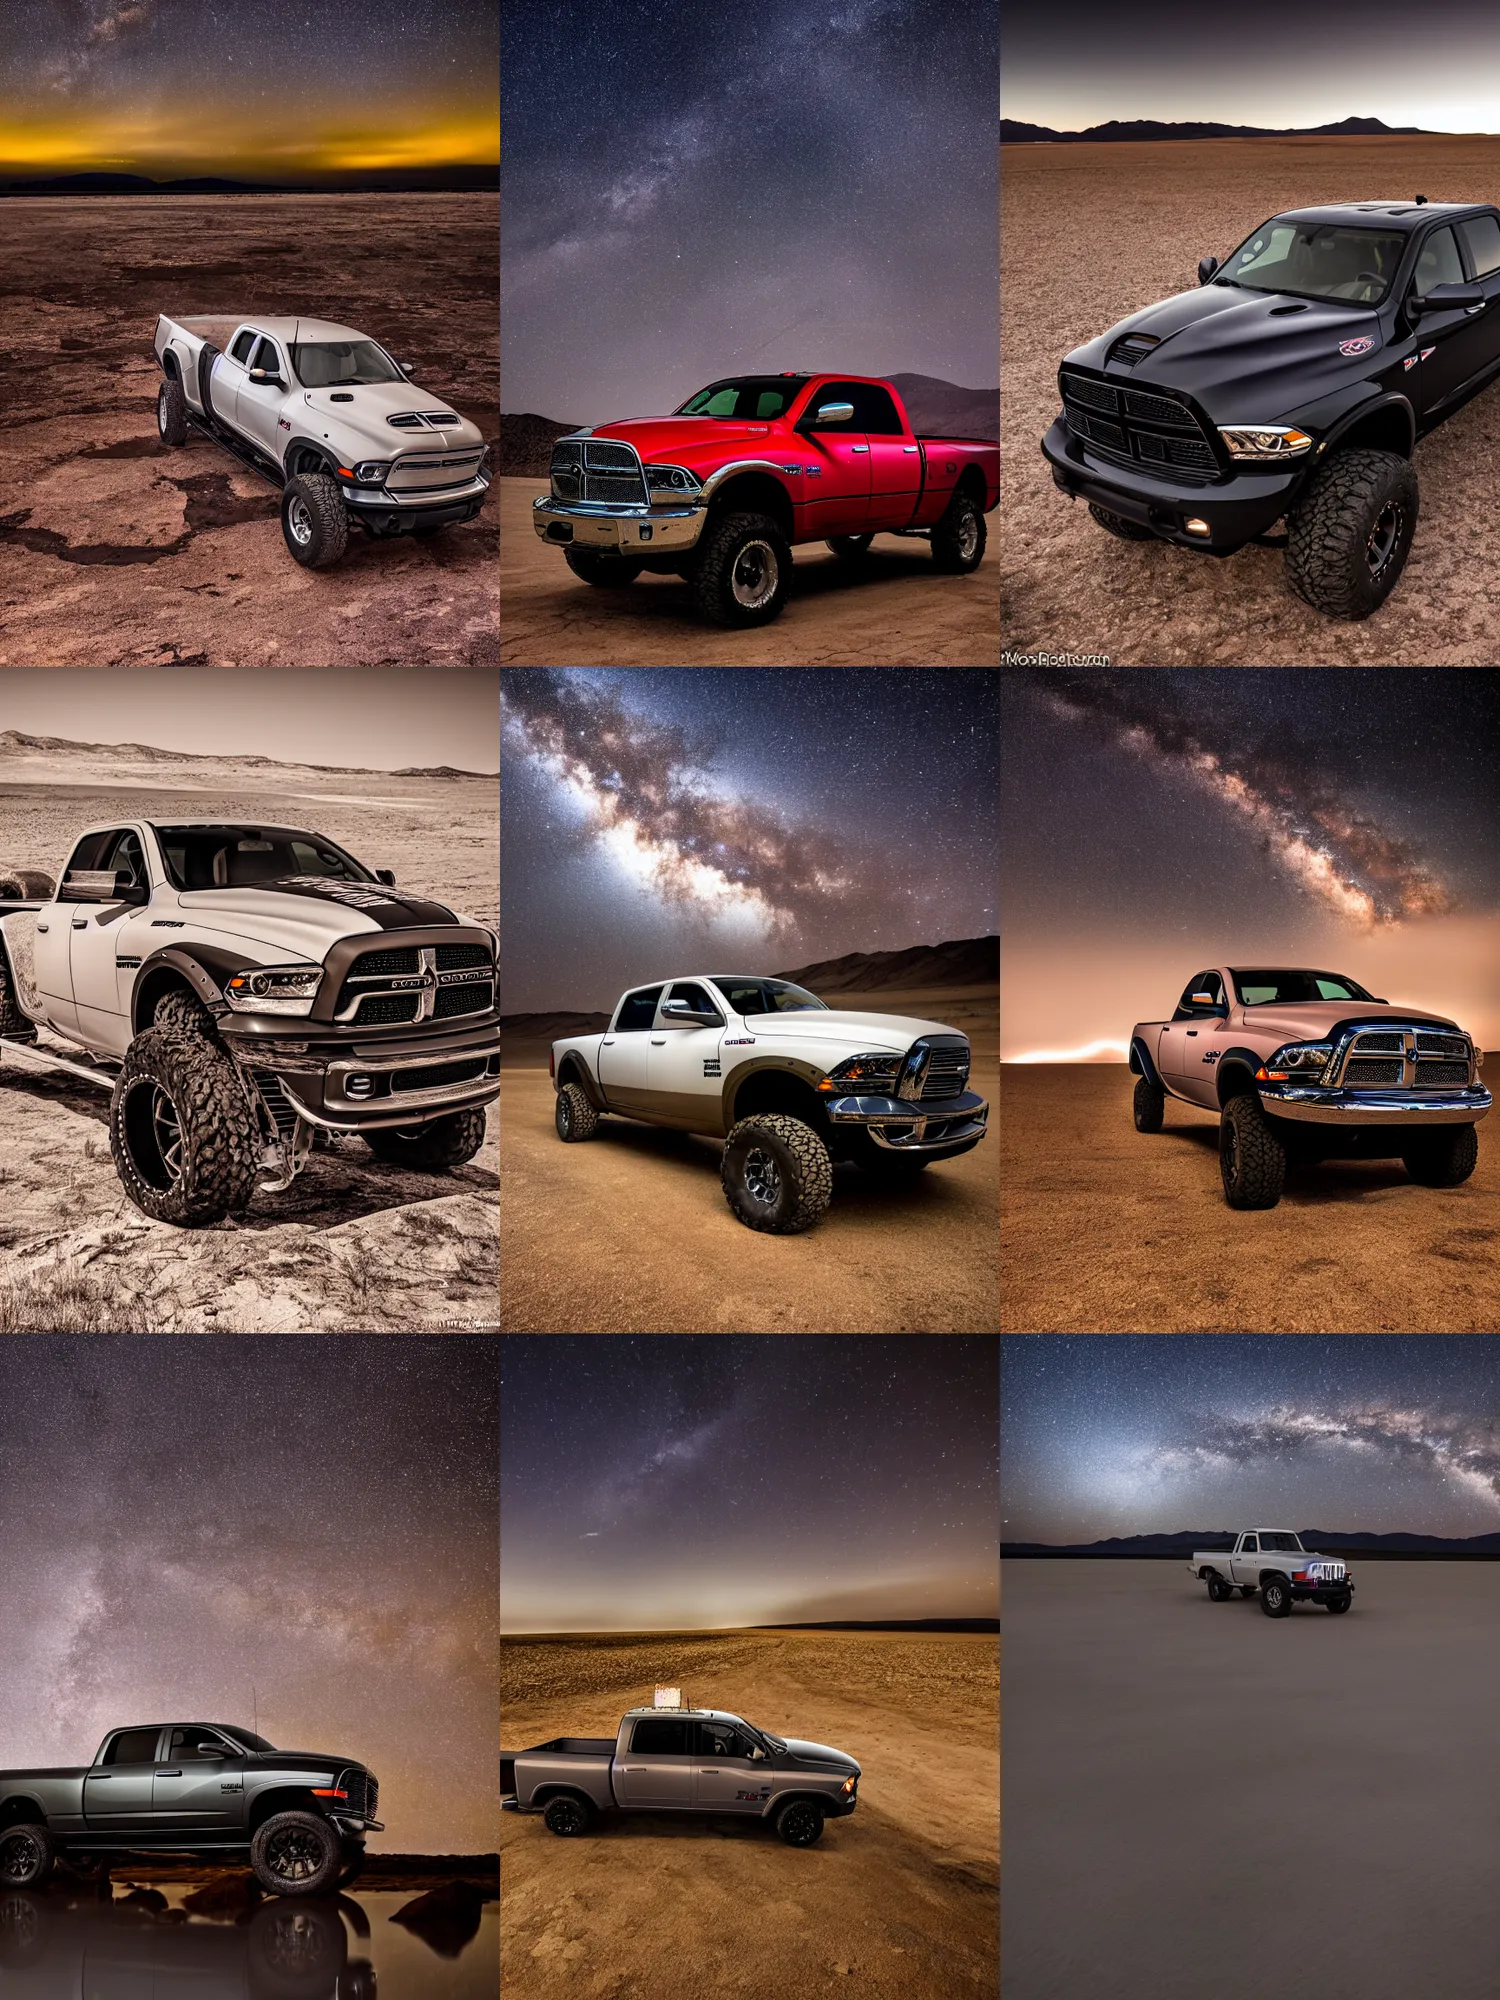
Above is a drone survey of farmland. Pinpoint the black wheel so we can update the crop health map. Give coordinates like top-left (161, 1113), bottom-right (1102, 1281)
top-left (554, 1081), bottom-right (599, 1142)
top-left (775, 1800), bottom-right (825, 1847)
top-left (1219, 1094), bottom-right (1286, 1210)
top-left (153, 988), bottom-right (218, 1038)
top-left (250, 1812), bottom-right (342, 1897)
top-left (0, 1827), bottom-right (53, 1890)
top-left (362, 1107), bottom-right (488, 1171)
top-left (826, 534), bottom-right (874, 559)
top-left (157, 376), bottom-right (190, 447)
top-left (1326, 1593), bottom-right (1352, 1614)
top-left (109, 1028), bottom-right (259, 1225)
top-left (1402, 1124), bottom-right (1479, 1187)
top-left (564, 548), bottom-right (644, 587)
top-left (1088, 501), bottom-right (1156, 542)
top-left (1260, 1577), bottom-right (1292, 1618)
top-left (543, 1795), bottom-right (593, 1837)
top-left (1286, 447), bottom-right (1418, 618)
top-left (281, 472), bottom-right (349, 569)
top-left (721, 1113), bottom-right (834, 1234)
top-left (1133, 1075), bottom-right (1164, 1132)
top-left (1206, 1573), bottom-right (1233, 1601)
top-left (930, 489), bottom-right (986, 572)
top-left (690, 510), bottom-right (792, 626)
top-left (0, 938), bottom-right (37, 1043)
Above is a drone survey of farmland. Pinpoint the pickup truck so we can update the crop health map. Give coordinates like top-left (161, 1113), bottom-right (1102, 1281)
top-left (153, 313), bottom-right (491, 568)
top-left (1044, 198), bottom-right (1500, 617)
top-left (532, 371), bottom-right (999, 625)
top-left (1130, 965), bottom-right (1489, 1209)
top-left (0, 817), bottom-right (500, 1224)
top-left (0, 1722), bottom-right (381, 1896)
top-left (550, 973), bottom-right (989, 1233)
top-left (501, 1708), bottom-right (860, 1847)
top-left (1191, 1532), bottom-right (1354, 1617)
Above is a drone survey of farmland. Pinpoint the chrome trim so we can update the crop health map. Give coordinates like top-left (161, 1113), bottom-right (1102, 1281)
top-left (851, 444), bottom-right (870, 453)
top-left (825, 1089), bottom-right (989, 1148)
top-left (1258, 1083), bottom-right (1491, 1125)
top-left (897, 1040), bottom-right (932, 1102)
top-left (284, 1056), bottom-right (502, 1124)
top-left (549, 435), bottom-right (650, 507)
top-left (697, 457), bottom-right (801, 501)
top-left (532, 495), bottom-right (706, 552)
top-left (331, 947), bottom-right (494, 1024)
top-left (345, 473), bottom-right (489, 509)
top-left (1323, 1021), bottom-right (1477, 1089)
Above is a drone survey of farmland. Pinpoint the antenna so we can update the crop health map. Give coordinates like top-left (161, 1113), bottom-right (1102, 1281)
top-left (252, 1684), bottom-right (258, 1740)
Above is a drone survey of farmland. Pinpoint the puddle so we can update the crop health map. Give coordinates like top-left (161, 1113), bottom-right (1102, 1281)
top-left (78, 437), bottom-right (171, 459)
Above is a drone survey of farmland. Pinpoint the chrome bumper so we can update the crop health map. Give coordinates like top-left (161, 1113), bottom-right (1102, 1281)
top-left (532, 495), bottom-right (707, 553)
top-left (1258, 1083), bottom-right (1492, 1125)
top-left (825, 1089), bottom-right (989, 1150)
top-left (346, 471), bottom-right (490, 511)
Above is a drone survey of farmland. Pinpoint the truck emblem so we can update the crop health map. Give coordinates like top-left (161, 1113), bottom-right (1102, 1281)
top-left (1420, 345), bottom-right (1436, 359)
top-left (703, 1059), bottom-right (721, 1076)
top-left (1404, 356), bottom-right (1418, 370)
top-left (1339, 336), bottom-right (1374, 356)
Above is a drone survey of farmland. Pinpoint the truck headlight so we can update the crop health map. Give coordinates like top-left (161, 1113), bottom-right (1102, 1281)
top-left (224, 965), bottom-right (324, 1015)
top-left (1218, 425), bottom-right (1314, 458)
top-left (1256, 1040), bottom-right (1333, 1082)
top-left (817, 1053), bottom-right (905, 1092)
top-left (644, 463), bottom-right (702, 495)
top-left (352, 461), bottom-right (391, 484)
top-left (841, 1776), bottom-right (856, 1793)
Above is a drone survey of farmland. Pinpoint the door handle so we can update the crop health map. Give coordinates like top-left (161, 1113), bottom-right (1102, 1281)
top-left (700, 1768), bottom-right (720, 1774)
top-left (1186, 1030), bottom-right (1198, 1037)
top-left (650, 1037), bottom-right (665, 1045)
top-left (623, 1765), bottom-right (645, 1772)
top-left (851, 444), bottom-right (870, 453)
top-left (903, 445), bottom-right (917, 453)
top-left (603, 1038), bottom-right (615, 1044)
top-left (157, 1768), bottom-right (182, 1776)
top-left (72, 919), bottom-right (87, 929)
top-left (36, 923), bottom-right (48, 933)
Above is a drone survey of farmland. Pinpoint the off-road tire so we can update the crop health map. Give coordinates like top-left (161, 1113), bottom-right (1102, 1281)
top-left (157, 376), bottom-right (190, 447)
top-left (826, 534), bottom-right (874, 559)
top-left (1133, 1075), bottom-right (1165, 1132)
top-left (1285, 448), bottom-right (1418, 619)
top-left (250, 1811), bottom-right (342, 1898)
top-left (930, 489), bottom-right (986, 572)
top-left (1260, 1576), bottom-right (1292, 1618)
top-left (543, 1795), bottom-right (594, 1837)
top-left (1326, 1593), bottom-right (1352, 1614)
top-left (1219, 1094), bottom-right (1287, 1210)
top-left (0, 940), bottom-right (37, 1043)
top-left (1088, 502), bottom-right (1155, 542)
top-left (1206, 1573), bottom-right (1233, 1602)
top-left (775, 1800), bottom-right (825, 1847)
top-left (281, 472), bottom-right (349, 569)
top-left (690, 510), bottom-right (792, 626)
top-left (153, 988), bottom-right (218, 1039)
top-left (109, 1028), bottom-right (259, 1225)
top-left (564, 548), bottom-right (644, 587)
top-left (0, 1826), bottom-right (54, 1890)
top-left (362, 1107), bottom-right (488, 1171)
top-left (721, 1113), bottom-right (833, 1233)
top-left (1402, 1124), bottom-right (1479, 1187)
top-left (554, 1082), bottom-right (599, 1142)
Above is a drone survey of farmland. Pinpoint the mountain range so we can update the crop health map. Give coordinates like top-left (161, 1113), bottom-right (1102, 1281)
top-left (1005, 1530), bottom-right (1500, 1556)
top-left (0, 728), bottom-right (486, 779)
top-left (1002, 116), bottom-right (1433, 143)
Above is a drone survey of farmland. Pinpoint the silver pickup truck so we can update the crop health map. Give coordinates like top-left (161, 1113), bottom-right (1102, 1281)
top-left (1190, 1530), bottom-right (1355, 1617)
top-left (501, 1708), bottom-right (861, 1847)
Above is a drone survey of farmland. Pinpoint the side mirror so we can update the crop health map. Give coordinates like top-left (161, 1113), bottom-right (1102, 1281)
top-left (249, 367), bottom-right (284, 385)
top-left (809, 401), bottom-right (854, 426)
top-left (60, 869), bottom-right (147, 905)
top-left (1198, 255), bottom-right (1220, 285)
top-left (398, 362), bottom-right (414, 377)
top-left (1411, 282), bottom-right (1484, 316)
top-left (662, 998), bottom-right (718, 1025)
top-left (195, 1744), bottom-right (226, 1758)
top-left (375, 868), bottom-right (397, 886)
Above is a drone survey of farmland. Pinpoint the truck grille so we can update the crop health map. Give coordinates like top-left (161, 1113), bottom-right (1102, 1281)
top-left (339, 1770), bottom-right (377, 1819)
top-left (335, 940), bottom-right (496, 1025)
top-left (1416, 1033), bottom-right (1469, 1058)
top-left (388, 448), bottom-right (486, 493)
top-left (1334, 1025), bottom-right (1474, 1089)
top-left (1060, 369), bottom-right (1220, 484)
top-left (921, 1044), bottom-right (971, 1100)
top-left (1344, 1058), bottom-right (1403, 1085)
top-left (550, 438), bottom-right (647, 506)
top-left (1353, 1032), bottom-right (1403, 1051)
top-left (354, 992), bottom-right (421, 1025)
top-left (390, 1056), bottom-right (490, 1093)
top-left (434, 980), bottom-right (492, 1020)
top-left (1417, 1060), bottom-right (1470, 1086)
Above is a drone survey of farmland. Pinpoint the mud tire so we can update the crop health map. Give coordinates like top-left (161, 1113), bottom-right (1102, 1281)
top-left (250, 1812), bottom-right (343, 1898)
top-left (153, 988), bottom-right (219, 1039)
top-left (775, 1800), bottom-right (825, 1847)
top-left (543, 1795), bottom-right (594, 1837)
top-left (1133, 1075), bottom-right (1165, 1132)
top-left (1260, 1576), bottom-right (1292, 1618)
top-left (564, 548), bottom-right (644, 586)
top-left (1088, 501), bottom-right (1156, 542)
top-left (690, 511), bottom-right (792, 626)
top-left (0, 1826), bottom-right (54, 1890)
top-left (554, 1082), bottom-right (600, 1142)
top-left (721, 1113), bottom-right (833, 1233)
top-left (109, 1028), bottom-right (259, 1225)
top-left (826, 534), bottom-right (874, 559)
top-left (1285, 448), bottom-right (1418, 619)
top-left (362, 1107), bottom-right (488, 1171)
top-left (1402, 1124), bottom-right (1479, 1187)
top-left (1206, 1573), bottom-right (1234, 1602)
top-left (1219, 1094), bottom-right (1287, 1210)
top-left (930, 488), bottom-right (986, 572)
top-left (281, 472), bottom-right (349, 569)
top-left (0, 939), bottom-right (37, 1043)
top-left (157, 376), bottom-right (190, 447)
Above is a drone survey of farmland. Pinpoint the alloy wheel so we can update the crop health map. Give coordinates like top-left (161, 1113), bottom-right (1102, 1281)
top-left (731, 540), bottom-right (778, 609)
top-left (151, 1085), bottom-right (184, 1183)
top-left (743, 1147), bottom-right (781, 1206)
top-left (264, 1824), bottom-right (326, 1884)
top-left (288, 497), bottom-right (314, 546)
top-left (956, 511), bottom-right (979, 560)
top-left (1366, 501), bottom-right (1401, 578)
top-left (0, 1832), bottom-right (42, 1885)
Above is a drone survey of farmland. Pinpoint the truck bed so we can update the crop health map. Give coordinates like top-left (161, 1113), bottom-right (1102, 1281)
top-left (526, 1737), bottom-right (616, 1757)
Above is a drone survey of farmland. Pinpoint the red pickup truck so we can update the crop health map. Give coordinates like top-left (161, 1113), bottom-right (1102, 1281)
top-left (531, 372), bottom-right (999, 626)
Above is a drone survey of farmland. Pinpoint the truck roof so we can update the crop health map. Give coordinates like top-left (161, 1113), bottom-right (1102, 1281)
top-left (69, 817), bottom-right (324, 838)
top-left (1272, 200), bottom-right (1493, 231)
top-left (231, 316), bottom-right (366, 342)
top-left (621, 1707), bottom-right (745, 1723)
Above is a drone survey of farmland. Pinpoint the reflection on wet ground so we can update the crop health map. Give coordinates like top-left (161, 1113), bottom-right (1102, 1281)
top-left (0, 1880), bottom-right (498, 1998)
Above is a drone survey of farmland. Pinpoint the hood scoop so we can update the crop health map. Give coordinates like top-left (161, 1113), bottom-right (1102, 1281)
top-left (1107, 331), bottom-right (1163, 369)
top-left (387, 410), bottom-right (461, 430)
top-left (1269, 302), bottom-right (1310, 315)
top-left (330, 392), bottom-right (353, 401)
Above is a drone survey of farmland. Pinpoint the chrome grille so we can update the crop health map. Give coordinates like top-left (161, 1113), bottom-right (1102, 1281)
top-left (550, 437), bottom-right (647, 507)
top-left (339, 1770), bottom-right (376, 1818)
top-left (1333, 1024), bottom-right (1474, 1088)
top-left (1416, 1033), bottom-right (1468, 1058)
top-left (434, 980), bottom-right (492, 1020)
top-left (435, 942), bottom-right (493, 972)
top-left (1345, 1058), bottom-right (1403, 1085)
top-left (921, 1046), bottom-right (971, 1100)
top-left (1354, 1032), bottom-right (1403, 1051)
top-left (348, 946), bottom-right (420, 978)
top-left (354, 992), bottom-right (420, 1025)
top-left (335, 941), bottom-right (496, 1024)
top-left (1417, 1060), bottom-right (1470, 1086)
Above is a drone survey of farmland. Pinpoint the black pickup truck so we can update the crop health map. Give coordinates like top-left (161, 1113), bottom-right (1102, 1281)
top-left (1042, 197), bottom-right (1500, 618)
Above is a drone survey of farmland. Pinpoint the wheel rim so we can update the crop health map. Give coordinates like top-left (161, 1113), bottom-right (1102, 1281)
top-left (264, 1908), bottom-right (331, 1975)
top-left (157, 389), bottom-right (168, 436)
top-left (0, 1832), bottom-right (42, 1884)
top-left (785, 1807), bottom-right (817, 1843)
top-left (1366, 500), bottom-right (1401, 578)
top-left (288, 496), bottom-right (314, 546)
top-left (552, 1802), bottom-right (582, 1833)
top-left (956, 511), bottom-right (978, 559)
top-left (743, 1147), bottom-right (781, 1206)
top-left (731, 540), bottom-right (779, 609)
top-left (558, 1098), bottom-right (571, 1135)
top-left (264, 1825), bottom-right (327, 1883)
top-left (1224, 1123), bottom-right (1238, 1179)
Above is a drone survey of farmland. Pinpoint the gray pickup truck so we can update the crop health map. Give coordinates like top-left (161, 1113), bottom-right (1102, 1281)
top-left (501, 1707), bottom-right (861, 1847)
top-left (0, 1722), bottom-right (382, 1897)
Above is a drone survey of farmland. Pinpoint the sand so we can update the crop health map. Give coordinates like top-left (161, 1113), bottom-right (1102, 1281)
top-left (1000, 1063), bottom-right (1500, 1332)
top-left (500, 1629), bottom-right (998, 1999)
top-left (1001, 136), bottom-right (1500, 665)
top-left (499, 478), bottom-right (1000, 665)
top-left (0, 194), bottom-right (497, 667)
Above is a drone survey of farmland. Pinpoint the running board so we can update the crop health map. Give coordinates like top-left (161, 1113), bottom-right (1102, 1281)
top-left (0, 1036), bottom-right (117, 1088)
top-left (185, 413), bottom-right (285, 489)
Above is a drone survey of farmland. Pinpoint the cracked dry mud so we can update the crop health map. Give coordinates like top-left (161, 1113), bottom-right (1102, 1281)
top-left (0, 194), bottom-right (497, 666)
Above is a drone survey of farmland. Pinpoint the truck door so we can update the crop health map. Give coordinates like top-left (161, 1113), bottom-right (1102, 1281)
top-left (152, 1727), bottom-right (246, 1829)
top-left (66, 828), bottom-right (147, 1057)
top-left (1406, 224), bottom-right (1495, 416)
top-left (1173, 971), bottom-right (1228, 1107)
top-left (858, 383), bottom-right (924, 532)
top-left (1158, 973), bottom-right (1213, 1097)
top-left (233, 334), bottom-right (289, 454)
top-left (1230, 1535), bottom-right (1258, 1585)
top-left (798, 383), bottom-right (872, 536)
top-left (84, 1726), bottom-right (163, 1830)
top-left (644, 982), bottom-right (725, 1129)
top-left (614, 1716), bottom-right (694, 1807)
top-left (692, 1719), bottom-right (770, 1814)
top-left (596, 986), bottom-right (661, 1112)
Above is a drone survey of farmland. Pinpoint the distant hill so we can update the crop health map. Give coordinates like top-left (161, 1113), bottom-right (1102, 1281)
top-left (885, 374), bottom-right (998, 441)
top-left (1005, 1529), bottom-right (1500, 1557)
top-left (1, 167), bottom-right (497, 196)
top-left (753, 1618), bottom-right (999, 1632)
top-left (775, 935), bottom-right (998, 993)
top-left (0, 729), bottom-right (488, 778)
top-left (499, 413), bottom-right (582, 479)
top-left (1003, 115), bottom-right (1433, 143)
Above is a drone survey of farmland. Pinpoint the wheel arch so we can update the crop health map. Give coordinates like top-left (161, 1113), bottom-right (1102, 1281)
top-left (700, 469), bottom-right (795, 544)
top-left (1129, 1037), bottom-right (1163, 1087)
top-left (0, 1794), bottom-right (49, 1831)
top-left (1321, 394), bottom-right (1417, 462)
top-left (1215, 1054), bottom-right (1263, 1106)
top-left (723, 1058), bottom-right (830, 1138)
top-left (247, 1785), bottom-right (339, 1837)
top-left (160, 348), bottom-right (181, 383)
top-left (762, 1787), bottom-right (832, 1821)
top-left (953, 464), bottom-right (988, 508)
top-left (131, 945), bottom-right (249, 1035)
top-left (531, 1784), bottom-right (602, 1812)
top-left (284, 438), bottom-right (343, 482)
top-left (555, 1052), bottom-right (605, 1110)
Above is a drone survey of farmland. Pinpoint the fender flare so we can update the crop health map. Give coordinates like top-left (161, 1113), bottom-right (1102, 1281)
top-left (760, 1788), bottom-right (835, 1822)
top-left (555, 1051), bottom-right (607, 1112)
top-left (1214, 1052), bottom-right (1264, 1105)
top-left (1320, 391), bottom-right (1417, 460)
top-left (131, 942), bottom-right (262, 1034)
top-left (197, 342), bottom-right (222, 424)
top-left (1129, 1037), bottom-right (1162, 1087)
top-left (720, 1055), bottom-right (831, 1138)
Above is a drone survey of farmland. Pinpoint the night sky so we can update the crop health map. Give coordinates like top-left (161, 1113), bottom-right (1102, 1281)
top-left (502, 0), bottom-right (998, 420)
top-left (501, 668), bottom-right (999, 1015)
top-left (0, 0), bottom-right (497, 180)
top-left (1003, 1335), bottom-right (1500, 1543)
top-left (1000, 669), bottom-right (1500, 1059)
top-left (501, 1336), bottom-right (1000, 1633)
top-left (0, 1337), bottom-right (498, 1853)
top-left (1004, 0), bottom-right (1500, 132)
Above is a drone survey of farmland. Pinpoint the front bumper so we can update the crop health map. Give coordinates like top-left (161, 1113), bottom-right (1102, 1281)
top-left (1042, 413), bottom-right (1305, 553)
top-left (344, 470), bottom-right (490, 531)
top-left (223, 1015), bottom-right (502, 1131)
top-left (1291, 1579), bottom-right (1354, 1602)
top-left (825, 1089), bottom-right (989, 1151)
top-left (1258, 1083), bottom-right (1492, 1126)
top-left (532, 496), bottom-right (707, 554)
top-left (825, 1793), bottom-right (859, 1818)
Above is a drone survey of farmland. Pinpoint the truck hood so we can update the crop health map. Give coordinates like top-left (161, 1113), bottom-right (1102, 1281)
top-left (1238, 1001), bottom-right (1459, 1041)
top-left (173, 881), bottom-right (466, 963)
top-left (589, 415), bottom-right (785, 462)
top-left (299, 382), bottom-right (485, 454)
top-left (249, 1750), bottom-right (366, 1773)
top-left (741, 1010), bottom-right (961, 1050)
top-left (779, 1739), bottom-right (860, 1776)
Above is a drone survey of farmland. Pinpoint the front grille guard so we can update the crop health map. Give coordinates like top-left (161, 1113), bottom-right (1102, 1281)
top-left (1323, 1023), bottom-right (1477, 1090)
top-left (549, 435), bottom-right (649, 507)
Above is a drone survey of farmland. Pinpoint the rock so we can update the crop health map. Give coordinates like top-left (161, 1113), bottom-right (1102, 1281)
top-left (182, 1872), bottom-right (262, 1919)
top-left (389, 1878), bottom-right (487, 1957)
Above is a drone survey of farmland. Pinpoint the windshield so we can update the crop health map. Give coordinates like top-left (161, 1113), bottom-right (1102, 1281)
top-left (219, 1727), bottom-right (276, 1752)
top-left (1216, 220), bottom-right (1406, 305)
top-left (292, 339), bottom-right (403, 387)
top-left (752, 1723), bottom-right (787, 1752)
top-left (156, 825), bottom-right (377, 892)
top-left (711, 977), bottom-right (828, 1015)
top-left (676, 377), bottom-right (809, 420)
top-left (1258, 1533), bottom-right (1305, 1553)
top-left (1233, 970), bottom-right (1376, 1005)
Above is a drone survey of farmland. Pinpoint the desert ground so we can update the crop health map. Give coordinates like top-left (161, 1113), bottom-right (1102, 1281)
top-left (1005, 1560), bottom-right (1500, 1998)
top-left (500, 985), bottom-right (998, 1333)
top-left (0, 195), bottom-right (497, 667)
top-left (500, 1629), bottom-right (998, 1999)
top-left (500, 478), bottom-right (999, 665)
top-left (0, 740), bottom-right (498, 1332)
top-left (1000, 1063), bottom-right (1500, 1332)
top-left (1002, 136), bottom-right (1500, 665)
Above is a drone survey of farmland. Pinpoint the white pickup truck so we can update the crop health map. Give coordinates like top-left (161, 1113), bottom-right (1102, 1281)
top-left (550, 972), bottom-right (989, 1233)
top-left (1190, 1531), bottom-right (1354, 1617)
top-left (153, 313), bottom-right (491, 567)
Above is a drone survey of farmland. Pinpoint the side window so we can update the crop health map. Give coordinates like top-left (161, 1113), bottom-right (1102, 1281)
top-left (1461, 214), bottom-right (1500, 277)
top-left (852, 384), bottom-right (903, 434)
top-left (801, 382), bottom-right (863, 431)
top-left (230, 329), bottom-right (256, 364)
top-left (695, 1721), bottom-right (751, 1758)
top-left (663, 981), bottom-right (721, 1022)
top-left (630, 1718), bottom-right (690, 1755)
top-left (249, 337), bottom-right (281, 375)
top-left (1241, 1536), bottom-right (1258, 1554)
top-left (1415, 226), bottom-right (1464, 293)
top-left (168, 1728), bottom-right (228, 1763)
top-left (104, 1728), bottom-right (161, 1766)
top-left (615, 987), bottom-right (663, 1032)
top-left (100, 830), bottom-right (147, 887)
top-left (61, 832), bottom-right (115, 881)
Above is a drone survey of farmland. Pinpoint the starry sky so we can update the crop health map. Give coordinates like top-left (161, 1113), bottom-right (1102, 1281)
top-left (1001, 668), bottom-right (1500, 1059)
top-left (501, 1336), bottom-right (999, 1633)
top-left (0, 1337), bottom-right (498, 1853)
top-left (0, 0), bottom-right (497, 181)
top-left (1003, 1335), bottom-right (1500, 1544)
top-left (502, 0), bottom-right (999, 420)
top-left (501, 668), bottom-right (999, 1015)
top-left (1004, 0), bottom-right (1500, 133)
